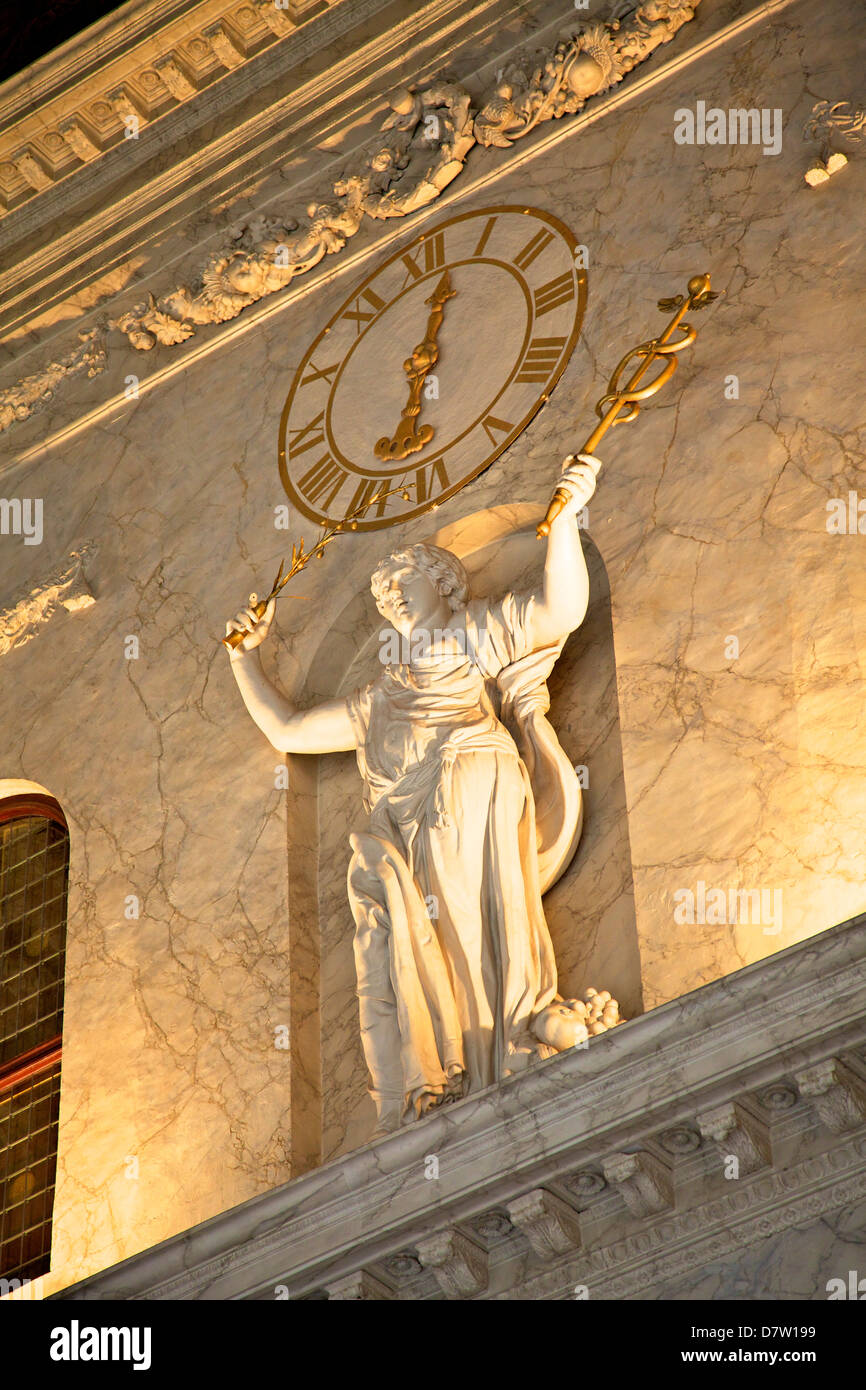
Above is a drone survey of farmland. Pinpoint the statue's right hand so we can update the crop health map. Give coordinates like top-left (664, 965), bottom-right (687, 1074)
top-left (225, 593), bottom-right (276, 656)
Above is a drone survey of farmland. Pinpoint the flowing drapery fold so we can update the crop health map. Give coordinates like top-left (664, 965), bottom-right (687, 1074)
top-left (345, 591), bottom-right (582, 1126)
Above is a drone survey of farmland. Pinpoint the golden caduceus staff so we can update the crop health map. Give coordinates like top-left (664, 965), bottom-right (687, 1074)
top-left (537, 273), bottom-right (719, 537)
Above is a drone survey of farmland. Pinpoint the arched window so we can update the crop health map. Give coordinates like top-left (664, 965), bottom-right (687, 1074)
top-left (0, 791), bottom-right (69, 1285)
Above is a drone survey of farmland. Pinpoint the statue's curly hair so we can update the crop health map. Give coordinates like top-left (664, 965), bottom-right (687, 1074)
top-left (371, 543), bottom-right (470, 614)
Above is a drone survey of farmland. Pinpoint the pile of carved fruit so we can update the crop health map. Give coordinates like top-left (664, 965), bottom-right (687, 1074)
top-left (564, 988), bottom-right (622, 1035)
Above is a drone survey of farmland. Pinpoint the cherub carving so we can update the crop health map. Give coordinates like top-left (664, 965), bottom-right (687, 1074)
top-left (114, 200), bottom-right (364, 349)
top-left (337, 82), bottom-right (475, 219)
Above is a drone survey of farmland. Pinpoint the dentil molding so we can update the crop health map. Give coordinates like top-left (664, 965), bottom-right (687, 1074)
top-left (0, 0), bottom-right (357, 218)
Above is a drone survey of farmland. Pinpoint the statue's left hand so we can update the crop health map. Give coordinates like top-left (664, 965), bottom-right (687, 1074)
top-left (555, 453), bottom-right (601, 517)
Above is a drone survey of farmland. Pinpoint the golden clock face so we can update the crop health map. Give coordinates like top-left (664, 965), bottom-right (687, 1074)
top-left (278, 205), bottom-right (586, 531)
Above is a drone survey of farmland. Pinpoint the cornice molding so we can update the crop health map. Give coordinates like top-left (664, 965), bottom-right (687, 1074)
top-left (54, 912), bottom-right (866, 1301)
top-left (0, 0), bottom-right (808, 472)
top-left (507, 1135), bottom-right (866, 1299)
top-left (0, 0), bottom-right (398, 245)
top-left (0, 0), bottom-right (528, 334)
top-left (0, 0), bottom-right (708, 438)
top-left (0, 2), bottom-right (202, 124)
top-left (0, 1), bottom-right (359, 218)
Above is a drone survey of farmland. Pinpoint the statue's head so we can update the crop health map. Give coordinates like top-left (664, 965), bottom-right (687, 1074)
top-left (371, 542), bottom-right (469, 637)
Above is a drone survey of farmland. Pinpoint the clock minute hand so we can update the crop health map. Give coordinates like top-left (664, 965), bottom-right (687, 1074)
top-left (374, 269), bottom-right (456, 462)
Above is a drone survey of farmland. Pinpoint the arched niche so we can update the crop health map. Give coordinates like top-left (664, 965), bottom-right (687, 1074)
top-left (290, 505), bottom-right (640, 1163)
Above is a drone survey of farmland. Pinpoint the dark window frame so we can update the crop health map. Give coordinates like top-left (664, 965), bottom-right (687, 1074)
top-left (0, 795), bottom-right (69, 1285)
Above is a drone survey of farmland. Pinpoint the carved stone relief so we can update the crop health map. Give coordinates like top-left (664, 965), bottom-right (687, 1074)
top-left (0, 0), bottom-right (703, 433)
top-left (803, 98), bottom-right (864, 184)
top-left (0, 545), bottom-right (96, 658)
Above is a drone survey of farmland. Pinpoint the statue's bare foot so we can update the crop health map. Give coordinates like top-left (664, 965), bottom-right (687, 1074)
top-left (414, 1066), bottom-right (466, 1117)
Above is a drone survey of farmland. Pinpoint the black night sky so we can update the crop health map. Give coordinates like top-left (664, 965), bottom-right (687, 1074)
top-left (0, 2), bottom-right (129, 84)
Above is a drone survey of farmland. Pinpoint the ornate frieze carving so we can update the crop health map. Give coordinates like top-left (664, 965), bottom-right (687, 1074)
top-left (803, 99), bottom-right (864, 184)
top-left (112, 1), bottom-right (698, 353)
top-left (0, 0), bottom-right (703, 433)
top-left (473, 1), bottom-right (700, 147)
top-left (0, 329), bottom-right (106, 435)
top-left (112, 80), bottom-right (475, 353)
top-left (0, 545), bottom-right (96, 658)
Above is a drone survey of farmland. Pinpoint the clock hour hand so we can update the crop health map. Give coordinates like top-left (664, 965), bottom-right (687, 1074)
top-left (374, 269), bottom-right (456, 462)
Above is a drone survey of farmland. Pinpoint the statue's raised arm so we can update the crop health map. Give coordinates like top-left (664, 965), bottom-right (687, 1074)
top-left (524, 452), bottom-right (600, 652)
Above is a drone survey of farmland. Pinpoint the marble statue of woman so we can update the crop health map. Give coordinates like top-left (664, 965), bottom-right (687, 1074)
top-left (226, 454), bottom-right (604, 1134)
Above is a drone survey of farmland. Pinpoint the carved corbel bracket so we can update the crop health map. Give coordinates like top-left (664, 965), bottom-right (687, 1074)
top-left (415, 1229), bottom-right (488, 1298)
top-left (601, 1150), bottom-right (674, 1218)
top-left (795, 1058), bottom-right (866, 1134)
top-left (506, 1187), bottom-right (582, 1260)
top-left (324, 1269), bottom-right (395, 1300)
top-left (696, 1100), bottom-right (771, 1175)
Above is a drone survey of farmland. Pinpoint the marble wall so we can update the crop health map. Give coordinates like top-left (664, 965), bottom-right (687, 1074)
top-left (0, 0), bottom-right (864, 1292)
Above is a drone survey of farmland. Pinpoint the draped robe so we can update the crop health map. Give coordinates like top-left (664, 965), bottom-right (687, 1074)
top-left (345, 590), bottom-right (582, 1126)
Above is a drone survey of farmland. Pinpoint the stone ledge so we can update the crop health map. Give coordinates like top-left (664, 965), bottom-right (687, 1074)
top-left (54, 911), bottom-right (866, 1301)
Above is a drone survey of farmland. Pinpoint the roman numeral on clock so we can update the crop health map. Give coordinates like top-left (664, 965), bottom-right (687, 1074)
top-left (297, 454), bottom-right (346, 510)
top-left (400, 233), bottom-right (446, 286)
top-left (342, 287), bottom-right (387, 333)
top-left (533, 273), bottom-right (574, 317)
top-left (288, 411), bottom-right (326, 457)
top-left (471, 216), bottom-right (497, 258)
top-left (300, 359), bottom-right (339, 389)
top-left (515, 337), bottom-right (566, 383)
top-left (481, 415), bottom-right (513, 445)
top-left (513, 228), bottom-right (554, 271)
top-left (415, 457), bottom-right (449, 504)
top-left (345, 476), bottom-right (391, 518)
